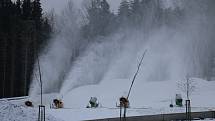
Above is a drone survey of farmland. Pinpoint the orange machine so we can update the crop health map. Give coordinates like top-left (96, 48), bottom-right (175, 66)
top-left (53, 99), bottom-right (64, 108)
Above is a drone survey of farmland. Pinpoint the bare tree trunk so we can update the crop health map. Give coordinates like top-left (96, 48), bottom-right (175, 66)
top-left (24, 43), bottom-right (29, 96)
top-left (10, 36), bottom-right (16, 97)
top-left (2, 36), bottom-right (7, 97)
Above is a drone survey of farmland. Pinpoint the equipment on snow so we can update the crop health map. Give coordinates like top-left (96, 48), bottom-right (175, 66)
top-left (175, 94), bottom-right (183, 107)
top-left (86, 97), bottom-right (99, 108)
top-left (52, 99), bottom-right (64, 109)
top-left (119, 96), bottom-right (129, 108)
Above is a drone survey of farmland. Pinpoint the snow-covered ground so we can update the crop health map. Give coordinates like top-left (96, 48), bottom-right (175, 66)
top-left (0, 100), bottom-right (62, 121)
top-left (0, 78), bottom-right (215, 121)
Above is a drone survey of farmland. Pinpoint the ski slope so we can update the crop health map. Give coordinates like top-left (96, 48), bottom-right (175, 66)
top-left (50, 78), bottom-right (215, 120)
top-left (1, 78), bottom-right (215, 121)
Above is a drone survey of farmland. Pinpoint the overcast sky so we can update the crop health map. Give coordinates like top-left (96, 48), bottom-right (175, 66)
top-left (41, 0), bottom-right (121, 14)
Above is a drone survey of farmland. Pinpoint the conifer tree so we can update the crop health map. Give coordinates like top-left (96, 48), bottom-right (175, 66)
top-left (22, 0), bottom-right (32, 20)
top-left (101, 0), bottom-right (110, 15)
top-left (83, 0), bottom-right (113, 38)
top-left (118, 0), bottom-right (131, 25)
top-left (16, 0), bottom-right (21, 17)
top-left (130, 0), bottom-right (142, 26)
top-left (32, 0), bottom-right (42, 29)
top-left (0, 0), bottom-right (53, 98)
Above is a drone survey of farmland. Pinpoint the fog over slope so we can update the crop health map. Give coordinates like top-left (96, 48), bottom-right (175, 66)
top-left (29, 0), bottom-right (215, 96)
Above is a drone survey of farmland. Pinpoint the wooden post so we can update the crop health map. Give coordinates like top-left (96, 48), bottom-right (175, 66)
top-left (162, 113), bottom-right (165, 121)
top-left (38, 105), bottom-right (45, 121)
top-left (186, 100), bottom-right (191, 121)
top-left (123, 106), bottom-right (127, 121)
top-left (212, 111), bottom-right (215, 119)
top-left (120, 103), bottom-right (122, 121)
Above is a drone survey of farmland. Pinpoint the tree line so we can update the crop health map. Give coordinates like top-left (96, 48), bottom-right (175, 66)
top-left (81, 0), bottom-right (183, 39)
top-left (0, 0), bottom-right (52, 98)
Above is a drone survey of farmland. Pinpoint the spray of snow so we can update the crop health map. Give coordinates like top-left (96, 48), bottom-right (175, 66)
top-left (29, 0), bottom-right (215, 99)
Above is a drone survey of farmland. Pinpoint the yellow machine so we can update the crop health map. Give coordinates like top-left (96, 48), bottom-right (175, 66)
top-left (119, 96), bottom-right (129, 108)
top-left (53, 99), bottom-right (64, 108)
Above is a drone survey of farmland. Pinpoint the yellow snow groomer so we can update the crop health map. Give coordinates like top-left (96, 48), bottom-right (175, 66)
top-left (53, 99), bottom-right (64, 108)
top-left (119, 96), bottom-right (129, 108)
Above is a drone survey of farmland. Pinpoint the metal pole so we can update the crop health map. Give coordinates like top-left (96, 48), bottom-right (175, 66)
top-left (127, 50), bottom-right (147, 99)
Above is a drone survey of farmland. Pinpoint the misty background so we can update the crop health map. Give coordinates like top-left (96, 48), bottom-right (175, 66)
top-left (29, 0), bottom-right (215, 97)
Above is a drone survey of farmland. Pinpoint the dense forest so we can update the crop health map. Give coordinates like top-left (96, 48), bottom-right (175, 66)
top-left (0, 0), bottom-right (52, 98)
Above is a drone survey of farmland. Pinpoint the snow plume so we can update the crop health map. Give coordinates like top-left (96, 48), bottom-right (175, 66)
top-left (30, 0), bottom-right (215, 96)
top-left (29, 1), bottom-right (83, 95)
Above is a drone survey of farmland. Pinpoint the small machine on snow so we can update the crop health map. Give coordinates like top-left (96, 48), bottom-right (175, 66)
top-left (119, 96), bottom-right (129, 108)
top-left (175, 94), bottom-right (183, 107)
top-left (86, 97), bottom-right (99, 108)
top-left (52, 99), bottom-right (64, 109)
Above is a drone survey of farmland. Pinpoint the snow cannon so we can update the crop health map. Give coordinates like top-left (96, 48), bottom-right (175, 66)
top-left (87, 97), bottom-right (99, 108)
top-left (175, 94), bottom-right (183, 107)
top-left (119, 96), bottom-right (129, 108)
top-left (25, 101), bottom-right (33, 107)
top-left (52, 99), bottom-right (64, 109)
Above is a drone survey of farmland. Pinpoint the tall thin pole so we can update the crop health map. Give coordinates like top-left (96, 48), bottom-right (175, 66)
top-left (2, 37), bottom-right (7, 97)
top-left (127, 50), bottom-right (147, 99)
top-left (37, 53), bottom-right (43, 105)
top-left (24, 44), bottom-right (28, 96)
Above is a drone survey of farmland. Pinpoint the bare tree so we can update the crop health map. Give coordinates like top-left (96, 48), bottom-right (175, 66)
top-left (177, 75), bottom-right (196, 100)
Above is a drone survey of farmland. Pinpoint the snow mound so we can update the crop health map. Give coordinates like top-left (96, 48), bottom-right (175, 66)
top-left (0, 100), bottom-right (62, 121)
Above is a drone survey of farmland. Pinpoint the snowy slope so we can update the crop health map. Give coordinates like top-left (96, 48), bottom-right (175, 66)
top-left (0, 100), bottom-right (62, 121)
top-left (1, 78), bottom-right (215, 121)
top-left (49, 78), bottom-right (215, 120)
top-left (61, 78), bottom-right (215, 109)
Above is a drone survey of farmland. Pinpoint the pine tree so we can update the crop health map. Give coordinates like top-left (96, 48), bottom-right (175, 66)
top-left (41, 18), bottom-right (52, 45)
top-left (0, 0), bottom-right (11, 8)
top-left (22, 0), bottom-right (32, 20)
top-left (99, 0), bottom-right (114, 35)
top-left (15, 0), bottom-right (21, 17)
top-left (0, 0), bottom-right (12, 32)
top-left (0, 0), bottom-right (52, 98)
top-left (118, 0), bottom-right (131, 25)
top-left (83, 0), bottom-right (112, 38)
top-left (101, 0), bottom-right (110, 14)
top-left (32, 0), bottom-right (42, 29)
top-left (131, 0), bottom-right (140, 14)
top-left (130, 0), bottom-right (142, 26)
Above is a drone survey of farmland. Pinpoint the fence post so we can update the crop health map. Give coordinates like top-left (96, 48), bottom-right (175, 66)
top-left (123, 107), bottom-right (127, 121)
top-left (38, 105), bottom-right (45, 121)
top-left (212, 111), bottom-right (215, 119)
top-left (186, 100), bottom-right (191, 121)
top-left (120, 104), bottom-right (122, 121)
